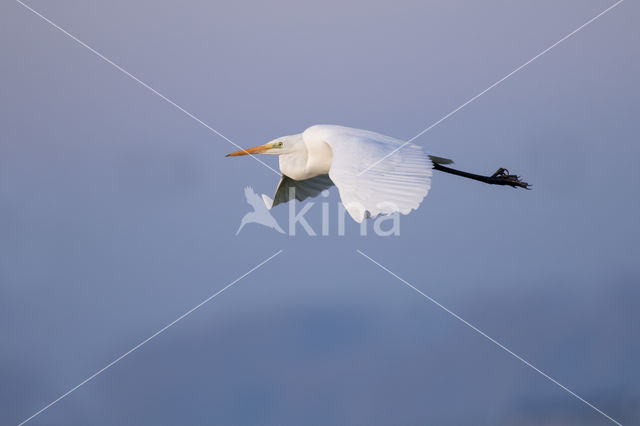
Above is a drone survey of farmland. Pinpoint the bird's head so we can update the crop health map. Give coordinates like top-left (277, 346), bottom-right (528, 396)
top-left (225, 134), bottom-right (302, 157)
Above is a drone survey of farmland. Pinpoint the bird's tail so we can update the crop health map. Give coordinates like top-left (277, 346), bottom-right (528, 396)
top-left (428, 155), bottom-right (454, 165)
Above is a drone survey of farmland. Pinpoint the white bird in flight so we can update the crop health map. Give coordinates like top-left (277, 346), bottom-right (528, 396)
top-left (227, 125), bottom-right (528, 222)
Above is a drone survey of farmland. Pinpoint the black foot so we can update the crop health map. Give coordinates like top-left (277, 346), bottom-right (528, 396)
top-left (491, 168), bottom-right (531, 189)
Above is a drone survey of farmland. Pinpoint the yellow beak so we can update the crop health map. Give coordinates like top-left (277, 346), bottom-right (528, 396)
top-left (225, 144), bottom-right (271, 157)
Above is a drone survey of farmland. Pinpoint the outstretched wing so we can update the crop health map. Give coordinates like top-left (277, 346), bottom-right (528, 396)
top-left (303, 125), bottom-right (433, 223)
top-left (265, 174), bottom-right (334, 209)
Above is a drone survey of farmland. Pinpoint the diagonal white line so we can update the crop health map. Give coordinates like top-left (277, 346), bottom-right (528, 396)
top-left (356, 249), bottom-right (622, 426)
top-left (17, 249), bottom-right (283, 426)
top-left (15, 0), bottom-right (280, 176)
top-left (357, 0), bottom-right (624, 176)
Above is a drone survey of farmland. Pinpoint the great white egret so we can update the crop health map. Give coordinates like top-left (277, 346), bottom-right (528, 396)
top-left (227, 125), bottom-right (529, 222)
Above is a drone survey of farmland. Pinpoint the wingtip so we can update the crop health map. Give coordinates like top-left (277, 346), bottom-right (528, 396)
top-left (261, 194), bottom-right (274, 209)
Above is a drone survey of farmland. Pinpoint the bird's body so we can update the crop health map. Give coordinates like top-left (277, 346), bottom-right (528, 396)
top-left (227, 125), bottom-right (528, 222)
top-left (277, 130), bottom-right (332, 181)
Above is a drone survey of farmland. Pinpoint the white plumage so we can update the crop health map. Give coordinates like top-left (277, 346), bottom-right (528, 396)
top-left (227, 125), bottom-right (450, 223)
top-left (302, 125), bottom-right (433, 222)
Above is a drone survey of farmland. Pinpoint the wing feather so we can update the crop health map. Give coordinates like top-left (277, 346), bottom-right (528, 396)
top-left (269, 174), bottom-right (334, 208)
top-left (303, 125), bottom-right (433, 222)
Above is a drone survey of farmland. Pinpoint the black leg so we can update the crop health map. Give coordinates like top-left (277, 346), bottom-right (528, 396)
top-left (433, 163), bottom-right (530, 189)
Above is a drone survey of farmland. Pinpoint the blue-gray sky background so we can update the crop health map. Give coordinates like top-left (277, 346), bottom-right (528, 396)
top-left (1, 0), bottom-right (639, 424)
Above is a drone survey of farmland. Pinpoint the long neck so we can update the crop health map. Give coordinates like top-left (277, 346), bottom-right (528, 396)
top-left (279, 134), bottom-right (331, 180)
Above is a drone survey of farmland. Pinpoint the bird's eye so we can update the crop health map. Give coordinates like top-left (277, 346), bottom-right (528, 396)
top-left (276, 142), bottom-right (283, 148)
